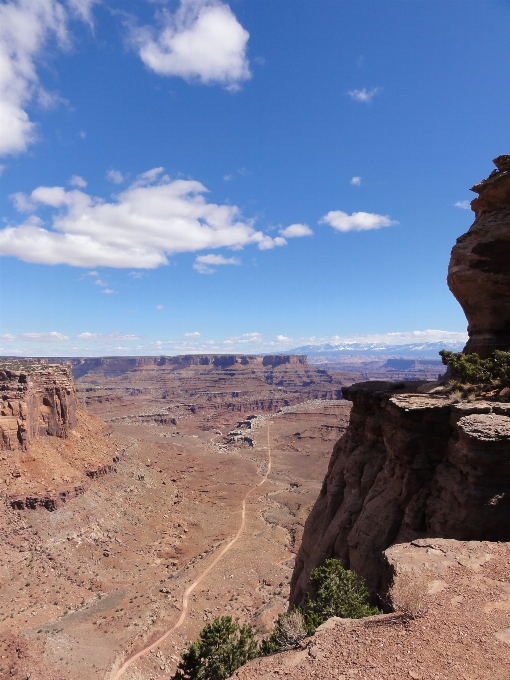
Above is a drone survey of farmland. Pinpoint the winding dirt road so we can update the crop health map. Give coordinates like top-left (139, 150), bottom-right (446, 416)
top-left (110, 424), bottom-right (273, 680)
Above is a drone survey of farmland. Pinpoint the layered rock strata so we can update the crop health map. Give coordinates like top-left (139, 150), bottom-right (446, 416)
top-left (0, 362), bottom-right (78, 451)
top-left (290, 381), bottom-right (510, 604)
top-left (448, 154), bottom-right (510, 358)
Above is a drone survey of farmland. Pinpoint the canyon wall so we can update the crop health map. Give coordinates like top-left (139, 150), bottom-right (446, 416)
top-left (0, 362), bottom-right (78, 451)
top-left (289, 381), bottom-right (510, 604)
top-left (448, 154), bottom-right (510, 358)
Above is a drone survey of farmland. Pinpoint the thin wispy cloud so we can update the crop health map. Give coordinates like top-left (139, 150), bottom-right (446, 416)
top-left (0, 169), bottom-right (287, 268)
top-left (193, 252), bottom-right (241, 274)
top-left (76, 331), bottom-right (141, 342)
top-left (107, 169), bottom-right (124, 184)
top-left (454, 200), bottom-right (471, 210)
top-left (133, 0), bottom-right (251, 91)
top-left (350, 176), bottom-right (361, 186)
top-left (347, 87), bottom-right (381, 103)
top-left (1, 331), bottom-right (69, 342)
top-left (69, 174), bottom-right (87, 187)
top-left (320, 210), bottom-right (398, 232)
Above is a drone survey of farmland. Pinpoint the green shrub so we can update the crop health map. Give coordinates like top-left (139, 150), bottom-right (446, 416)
top-left (439, 349), bottom-right (510, 387)
top-left (302, 559), bottom-right (381, 634)
top-left (260, 608), bottom-right (307, 655)
top-left (172, 616), bottom-right (258, 680)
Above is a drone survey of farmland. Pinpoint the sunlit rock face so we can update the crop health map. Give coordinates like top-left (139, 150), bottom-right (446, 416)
top-left (448, 154), bottom-right (510, 359)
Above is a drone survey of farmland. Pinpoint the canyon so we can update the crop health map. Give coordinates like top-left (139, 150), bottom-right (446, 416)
top-left (1, 155), bottom-right (510, 680)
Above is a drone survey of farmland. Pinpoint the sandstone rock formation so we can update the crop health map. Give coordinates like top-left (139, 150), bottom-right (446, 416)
top-left (290, 381), bottom-right (510, 605)
top-left (448, 154), bottom-right (510, 358)
top-left (0, 361), bottom-right (78, 451)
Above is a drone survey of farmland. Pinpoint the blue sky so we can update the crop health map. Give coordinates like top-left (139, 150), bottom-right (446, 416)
top-left (0, 0), bottom-right (509, 356)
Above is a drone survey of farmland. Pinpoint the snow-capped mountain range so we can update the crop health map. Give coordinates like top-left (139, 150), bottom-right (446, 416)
top-left (286, 340), bottom-right (465, 358)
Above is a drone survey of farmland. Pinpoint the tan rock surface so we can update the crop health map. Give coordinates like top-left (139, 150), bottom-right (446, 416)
top-left (448, 154), bottom-right (510, 358)
top-left (234, 539), bottom-right (510, 680)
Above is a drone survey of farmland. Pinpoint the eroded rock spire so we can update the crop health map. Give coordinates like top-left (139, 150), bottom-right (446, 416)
top-left (448, 154), bottom-right (510, 358)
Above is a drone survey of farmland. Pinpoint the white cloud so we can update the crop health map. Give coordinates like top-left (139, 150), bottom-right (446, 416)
top-left (156, 304), bottom-right (164, 310)
top-left (1, 330), bottom-right (69, 342)
top-left (347, 87), bottom-right (381, 103)
top-left (101, 288), bottom-right (114, 294)
top-left (69, 174), bottom-right (87, 187)
top-left (223, 173), bottom-right (233, 181)
top-left (107, 169), bottom-right (124, 184)
top-left (0, 169), bottom-right (286, 268)
top-left (94, 278), bottom-right (107, 286)
top-left (10, 191), bottom-right (36, 212)
top-left (194, 253), bottom-right (240, 274)
top-left (350, 176), bottom-right (361, 186)
top-left (279, 223), bottom-right (313, 238)
top-left (184, 331), bottom-right (200, 337)
top-left (76, 331), bottom-right (141, 342)
top-left (0, 0), bottom-right (96, 157)
top-left (276, 334), bottom-right (292, 342)
top-left (454, 200), bottom-right (471, 210)
top-left (319, 210), bottom-right (398, 233)
top-left (133, 0), bottom-right (251, 91)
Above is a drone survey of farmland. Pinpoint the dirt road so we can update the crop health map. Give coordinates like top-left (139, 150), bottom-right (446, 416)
top-left (110, 425), bottom-right (273, 680)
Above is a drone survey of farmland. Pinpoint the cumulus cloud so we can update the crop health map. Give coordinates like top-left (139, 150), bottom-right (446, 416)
top-left (107, 169), bottom-right (124, 184)
top-left (133, 0), bottom-right (251, 91)
top-left (454, 200), bottom-right (471, 210)
top-left (279, 223), bottom-right (313, 238)
top-left (101, 288), bottom-right (114, 294)
top-left (319, 210), bottom-right (398, 232)
top-left (184, 331), bottom-right (200, 337)
top-left (0, 169), bottom-right (286, 268)
top-left (350, 176), bottom-right (361, 186)
top-left (347, 87), bottom-right (381, 103)
top-left (276, 334), bottom-right (292, 342)
top-left (0, 0), bottom-right (96, 157)
top-left (1, 330), bottom-right (69, 342)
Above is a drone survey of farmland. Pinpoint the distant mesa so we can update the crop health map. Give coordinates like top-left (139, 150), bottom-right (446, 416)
top-left (448, 153), bottom-right (510, 358)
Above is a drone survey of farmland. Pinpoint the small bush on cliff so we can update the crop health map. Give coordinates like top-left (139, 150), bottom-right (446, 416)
top-left (172, 616), bottom-right (258, 680)
top-left (389, 571), bottom-right (430, 620)
top-left (302, 559), bottom-right (381, 634)
top-left (439, 349), bottom-right (510, 387)
top-left (260, 608), bottom-right (307, 654)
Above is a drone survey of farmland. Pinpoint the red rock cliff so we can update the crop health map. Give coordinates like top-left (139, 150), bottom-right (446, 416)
top-left (0, 362), bottom-right (78, 451)
top-left (448, 154), bottom-right (510, 358)
top-left (289, 382), bottom-right (510, 605)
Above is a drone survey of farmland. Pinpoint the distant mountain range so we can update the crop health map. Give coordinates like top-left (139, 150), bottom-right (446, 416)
top-left (286, 341), bottom-right (465, 358)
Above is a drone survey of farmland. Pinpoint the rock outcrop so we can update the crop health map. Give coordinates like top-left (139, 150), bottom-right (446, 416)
top-left (0, 361), bottom-right (78, 451)
top-left (448, 154), bottom-right (510, 358)
top-left (290, 381), bottom-right (510, 604)
top-left (237, 539), bottom-right (510, 680)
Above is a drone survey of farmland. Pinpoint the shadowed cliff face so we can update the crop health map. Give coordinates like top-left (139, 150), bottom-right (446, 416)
top-left (448, 154), bottom-right (510, 358)
top-left (289, 382), bottom-right (510, 606)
